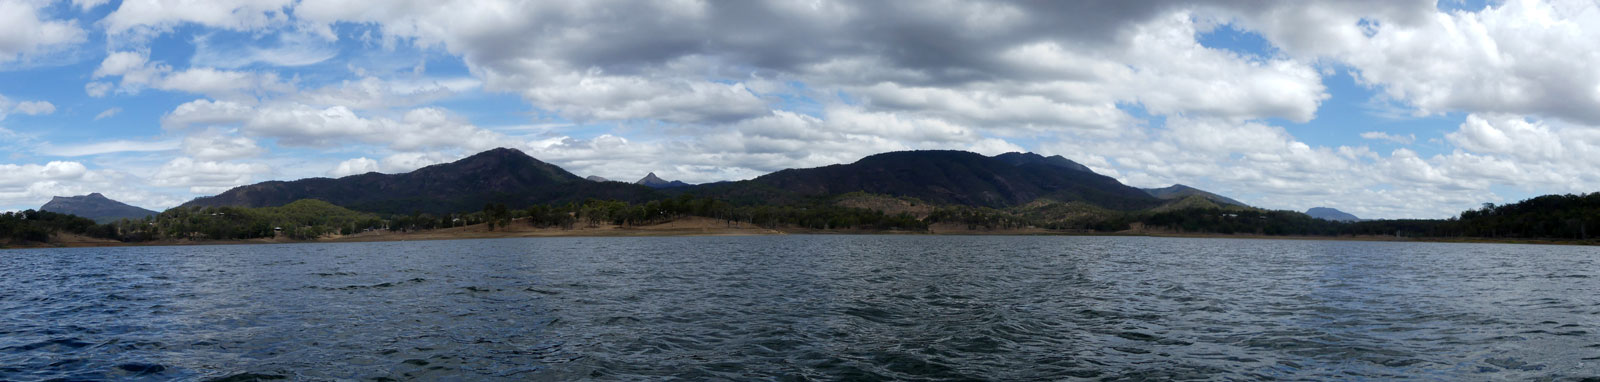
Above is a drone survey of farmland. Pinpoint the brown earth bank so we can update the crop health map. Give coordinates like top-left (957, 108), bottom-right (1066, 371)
top-left (4, 216), bottom-right (1596, 250)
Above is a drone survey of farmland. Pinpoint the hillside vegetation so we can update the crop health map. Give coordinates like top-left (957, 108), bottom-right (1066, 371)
top-left (10, 148), bottom-right (1600, 246)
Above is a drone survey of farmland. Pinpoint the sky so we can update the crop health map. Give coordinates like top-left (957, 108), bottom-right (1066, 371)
top-left (0, 0), bottom-right (1595, 219)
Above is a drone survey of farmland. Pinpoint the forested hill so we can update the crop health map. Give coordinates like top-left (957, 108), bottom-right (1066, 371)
top-left (116, 146), bottom-right (1600, 244)
top-left (695, 150), bottom-right (1162, 210)
top-left (178, 148), bottom-right (662, 214)
top-left (1142, 184), bottom-right (1250, 208)
top-left (1450, 193), bottom-right (1600, 240)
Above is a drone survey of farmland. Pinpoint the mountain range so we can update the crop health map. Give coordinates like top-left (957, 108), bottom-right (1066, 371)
top-left (179, 148), bottom-right (659, 214)
top-left (39, 193), bottom-right (157, 224)
top-left (168, 147), bottom-right (1239, 217)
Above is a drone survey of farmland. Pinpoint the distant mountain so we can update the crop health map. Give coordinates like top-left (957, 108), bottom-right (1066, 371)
top-left (177, 148), bottom-right (1190, 216)
top-left (699, 150), bottom-right (1161, 210)
top-left (1306, 207), bottom-right (1361, 222)
top-left (992, 152), bottom-right (1093, 173)
top-left (40, 193), bottom-right (157, 224)
top-left (1142, 184), bottom-right (1250, 208)
top-left (636, 173), bottom-right (691, 188)
top-left (181, 148), bottom-right (660, 214)
top-left (586, 175), bottom-right (612, 182)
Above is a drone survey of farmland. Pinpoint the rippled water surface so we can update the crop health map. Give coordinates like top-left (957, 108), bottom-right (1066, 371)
top-left (2, 236), bottom-right (1599, 380)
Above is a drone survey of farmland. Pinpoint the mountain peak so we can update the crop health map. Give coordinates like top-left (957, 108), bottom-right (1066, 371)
top-left (179, 147), bottom-right (640, 214)
top-left (742, 149), bottom-right (1159, 209)
top-left (1306, 207), bottom-right (1361, 222)
top-left (40, 193), bottom-right (157, 224)
top-left (1141, 184), bottom-right (1250, 208)
top-left (636, 172), bottom-right (690, 188)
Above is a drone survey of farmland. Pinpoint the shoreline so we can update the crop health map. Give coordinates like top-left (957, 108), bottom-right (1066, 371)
top-left (4, 217), bottom-right (1595, 250)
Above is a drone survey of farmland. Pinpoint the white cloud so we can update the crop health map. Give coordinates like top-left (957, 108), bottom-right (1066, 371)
top-left (1360, 131), bottom-right (1416, 145)
top-left (0, 94), bottom-right (55, 119)
top-left (38, 139), bottom-right (182, 157)
top-left (0, 161), bottom-right (149, 210)
top-left (191, 31), bottom-right (338, 68)
top-left (103, 0), bottom-right (294, 36)
top-left (328, 157), bottom-right (380, 177)
top-left (293, 76), bottom-right (480, 111)
top-left (0, 161), bottom-right (89, 187)
top-left (516, 73), bottom-right (770, 124)
top-left (92, 51), bottom-right (294, 98)
top-left (295, 1), bottom-right (1327, 128)
top-left (379, 152), bottom-right (455, 173)
top-left (85, 81), bottom-right (113, 98)
top-left (13, 100), bottom-right (54, 115)
top-left (150, 157), bottom-right (271, 194)
top-left (94, 107), bottom-right (122, 120)
top-left (0, 0), bottom-right (87, 64)
top-left (24, 0), bottom-right (1600, 220)
top-left (1230, 0), bottom-right (1600, 125)
top-left (71, 0), bottom-right (110, 12)
top-left (1446, 114), bottom-right (1567, 162)
top-left (183, 133), bottom-right (265, 161)
top-left (162, 99), bottom-right (256, 130)
top-left (160, 67), bottom-right (295, 96)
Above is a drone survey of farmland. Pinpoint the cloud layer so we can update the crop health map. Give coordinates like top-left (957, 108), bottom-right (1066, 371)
top-left (0, 0), bottom-right (1596, 220)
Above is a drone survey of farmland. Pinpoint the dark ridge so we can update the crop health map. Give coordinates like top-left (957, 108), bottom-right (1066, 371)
top-left (691, 150), bottom-right (1160, 210)
top-left (179, 147), bottom-right (661, 214)
top-left (992, 152), bottom-right (1093, 173)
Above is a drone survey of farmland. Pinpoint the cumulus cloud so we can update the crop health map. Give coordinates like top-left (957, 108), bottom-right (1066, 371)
top-left (159, 97), bottom-right (510, 154)
top-left (182, 133), bottom-right (265, 161)
top-left (0, 161), bottom-right (90, 187)
top-left (0, 94), bottom-right (55, 120)
top-left (102, 0), bottom-right (293, 36)
top-left (0, 161), bottom-right (148, 210)
top-left (1227, 0), bottom-right (1600, 125)
top-left (291, 1), bottom-right (1327, 128)
top-left (12, 101), bottom-right (54, 115)
top-left (150, 157), bottom-right (272, 194)
top-left (0, 0), bottom-right (87, 64)
top-left (92, 51), bottom-right (294, 98)
top-left (22, 0), bottom-right (1600, 219)
top-left (293, 76), bottom-right (480, 111)
top-left (329, 157), bottom-right (380, 177)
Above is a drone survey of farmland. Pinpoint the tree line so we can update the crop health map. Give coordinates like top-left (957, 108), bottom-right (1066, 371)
top-left (6, 191), bottom-right (1600, 245)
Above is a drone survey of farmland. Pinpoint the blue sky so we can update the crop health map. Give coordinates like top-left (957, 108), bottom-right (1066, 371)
top-left (1, 0), bottom-right (1596, 219)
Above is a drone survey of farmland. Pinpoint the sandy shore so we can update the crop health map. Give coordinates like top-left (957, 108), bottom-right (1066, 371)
top-left (4, 216), bottom-right (1594, 250)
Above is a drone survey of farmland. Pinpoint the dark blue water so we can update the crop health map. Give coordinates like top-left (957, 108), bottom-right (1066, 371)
top-left (1, 236), bottom-right (1598, 380)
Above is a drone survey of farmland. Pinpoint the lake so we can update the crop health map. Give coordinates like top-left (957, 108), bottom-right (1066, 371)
top-left (1, 236), bottom-right (1597, 380)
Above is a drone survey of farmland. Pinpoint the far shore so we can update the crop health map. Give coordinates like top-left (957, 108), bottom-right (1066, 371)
top-left (4, 216), bottom-right (1595, 250)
